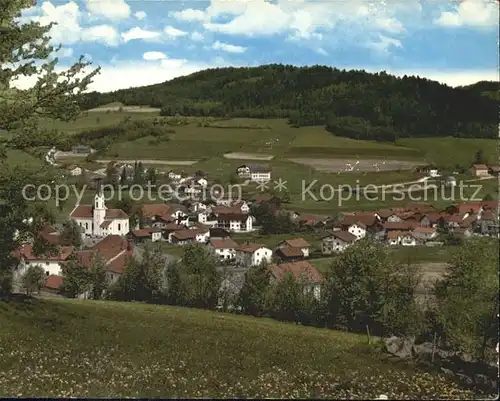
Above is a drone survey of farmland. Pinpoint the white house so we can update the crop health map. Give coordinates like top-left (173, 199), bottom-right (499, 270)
top-left (13, 244), bottom-right (75, 280)
top-left (236, 164), bottom-right (271, 182)
top-left (169, 228), bottom-right (209, 245)
top-left (69, 187), bottom-right (129, 238)
top-left (198, 210), bottom-right (218, 226)
top-left (412, 226), bottom-right (438, 242)
top-left (429, 169), bottom-right (439, 178)
top-left (233, 201), bottom-right (250, 214)
top-left (347, 222), bottom-right (366, 240)
top-left (235, 244), bottom-right (272, 267)
top-left (217, 213), bottom-right (253, 232)
top-left (269, 261), bottom-right (324, 300)
top-left (168, 171), bottom-right (183, 182)
top-left (401, 233), bottom-right (417, 246)
top-left (321, 231), bottom-right (357, 254)
top-left (387, 231), bottom-right (406, 246)
top-left (208, 238), bottom-right (239, 261)
top-left (196, 177), bottom-right (208, 187)
top-left (276, 238), bottom-right (311, 258)
top-left (66, 165), bottom-right (82, 176)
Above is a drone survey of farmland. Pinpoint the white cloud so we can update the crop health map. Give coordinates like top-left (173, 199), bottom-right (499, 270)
top-left (134, 11), bottom-right (146, 20)
top-left (376, 17), bottom-right (405, 34)
top-left (170, 9), bottom-right (205, 22)
top-left (190, 31), bottom-right (204, 42)
top-left (84, 0), bottom-right (130, 21)
top-left (316, 48), bottom-right (328, 56)
top-left (143, 51), bottom-right (167, 61)
top-left (212, 41), bottom-right (247, 53)
top-left (57, 47), bottom-right (74, 58)
top-left (164, 26), bottom-right (188, 38)
top-left (121, 27), bottom-right (161, 42)
top-left (367, 35), bottom-right (402, 55)
top-left (435, 0), bottom-right (498, 28)
top-left (83, 25), bottom-right (119, 46)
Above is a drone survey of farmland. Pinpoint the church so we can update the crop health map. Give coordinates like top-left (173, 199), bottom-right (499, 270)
top-left (69, 184), bottom-right (129, 237)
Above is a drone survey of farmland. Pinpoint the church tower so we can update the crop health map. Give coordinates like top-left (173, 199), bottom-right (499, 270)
top-left (93, 179), bottom-right (106, 236)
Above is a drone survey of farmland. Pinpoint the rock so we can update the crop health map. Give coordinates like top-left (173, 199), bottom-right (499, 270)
top-left (440, 367), bottom-right (454, 378)
top-left (456, 373), bottom-right (473, 385)
top-left (383, 336), bottom-right (415, 359)
top-left (413, 342), bottom-right (434, 356)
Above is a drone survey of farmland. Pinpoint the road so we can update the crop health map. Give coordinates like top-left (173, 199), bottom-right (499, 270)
top-left (95, 159), bottom-right (198, 165)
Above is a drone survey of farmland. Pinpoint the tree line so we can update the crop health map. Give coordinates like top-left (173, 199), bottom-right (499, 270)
top-left (77, 65), bottom-right (498, 140)
top-left (19, 237), bottom-right (499, 364)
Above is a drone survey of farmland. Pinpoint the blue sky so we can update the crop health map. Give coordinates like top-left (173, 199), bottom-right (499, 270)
top-left (16, 0), bottom-right (499, 92)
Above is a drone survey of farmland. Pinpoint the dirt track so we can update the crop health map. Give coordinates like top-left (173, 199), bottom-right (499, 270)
top-left (224, 152), bottom-right (274, 161)
top-left (96, 159), bottom-right (197, 165)
top-left (288, 158), bottom-right (421, 172)
top-left (88, 106), bottom-right (161, 113)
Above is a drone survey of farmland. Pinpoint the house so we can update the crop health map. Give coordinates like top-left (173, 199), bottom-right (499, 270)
top-left (477, 210), bottom-right (499, 235)
top-left (66, 165), bottom-right (82, 176)
top-left (169, 228), bottom-right (209, 245)
top-left (209, 227), bottom-right (231, 239)
top-left (141, 204), bottom-right (188, 228)
top-left (37, 224), bottom-right (63, 245)
top-left (387, 231), bottom-right (408, 246)
top-left (275, 246), bottom-right (305, 262)
top-left (419, 212), bottom-right (443, 228)
top-left (208, 238), bottom-right (239, 261)
top-left (269, 261), bottom-right (324, 300)
top-left (252, 193), bottom-right (281, 207)
top-left (235, 243), bottom-right (273, 267)
top-left (216, 212), bottom-right (253, 232)
top-left (429, 169), bottom-right (439, 178)
top-left (72, 145), bottom-right (90, 154)
top-left (75, 235), bottom-right (134, 286)
top-left (445, 176), bottom-right (457, 187)
top-left (298, 214), bottom-right (329, 229)
top-left (233, 201), bottom-right (250, 214)
top-left (321, 231), bottom-right (357, 254)
top-left (382, 221), bottom-right (418, 232)
top-left (471, 164), bottom-right (489, 177)
top-left (197, 210), bottom-right (218, 226)
top-left (276, 238), bottom-right (311, 258)
top-left (488, 166), bottom-right (500, 176)
top-left (13, 244), bottom-right (75, 279)
top-left (405, 203), bottom-right (436, 214)
top-left (451, 227), bottom-right (473, 239)
top-left (69, 185), bottom-right (129, 237)
top-left (44, 275), bottom-right (64, 294)
top-left (236, 164), bottom-right (271, 182)
top-left (128, 227), bottom-right (162, 243)
top-left (400, 233), bottom-right (417, 246)
top-left (412, 226), bottom-right (438, 242)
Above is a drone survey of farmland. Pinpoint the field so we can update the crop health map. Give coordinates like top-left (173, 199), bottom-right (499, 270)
top-left (0, 297), bottom-right (483, 398)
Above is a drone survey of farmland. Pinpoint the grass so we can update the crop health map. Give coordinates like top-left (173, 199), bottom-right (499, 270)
top-left (2, 149), bottom-right (43, 169)
top-left (0, 297), bottom-right (483, 398)
top-left (396, 137), bottom-right (498, 168)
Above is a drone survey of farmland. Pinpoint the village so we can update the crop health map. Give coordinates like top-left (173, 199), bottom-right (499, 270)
top-left (12, 158), bottom-right (500, 301)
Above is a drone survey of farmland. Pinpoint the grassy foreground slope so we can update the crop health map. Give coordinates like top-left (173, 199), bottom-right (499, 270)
top-left (0, 297), bottom-right (480, 399)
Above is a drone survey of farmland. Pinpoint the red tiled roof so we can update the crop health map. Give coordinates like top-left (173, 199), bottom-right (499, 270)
top-left (171, 229), bottom-right (198, 240)
top-left (142, 204), bottom-right (172, 221)
top-left (457, 202), bottom-right (482, 214)
top-left (405, 203), bottom-right (436, 213)
top-left (276, 246), bottom-right (304, 258)
top-left (70, 205), bottom-right (93, 219)
top-left (382, 221), bottom-right (418, 230)
top-left (15, 244), bottom-right (74, 261)
top-left (387, 230), bottom-right (408, 240)
top-left (269, 261), bottom-right (323, 284)
top-left (105, 209), bottom-right (128, 219)
top-left (236, 243), bottom-right (267, 253)
top-left (100, 220), bottom-right (112, 229)
top-left (163, 223), bottom-right (186, 231)
top-left (45, 275), bottom-right (64, 290)
top-left (299, 214), bottom-right (328, 225)
top-left (339, 214), bottom-right (378, 227)
top-left (472, 164), bottom-right (488, 170)
top-left (413, 227), bottom-right (436, 234)
top-left (326, 231), bottom-right (357, 243)
top-left (481, 210), bottom-right (495, 221)
top-left (442, 213), bottom-right (466, 223)
top-left (38, 225), bottom-right (61, 245)
top-left (106, 251), bottom-right (132, 274)
top-left (93, 235), bottom-right (130, 262)
top-left (217, 212), bottom-right (249, 222)
top-left (213, 205), bottom-right (241, 215)
top-left (481, 201), bottom-right (500, 210)
top-left (209, 238), bottom-right (239, 249)
top-left (282, 238), bottom-right (310, 248)
top-left (132, 228), bottom-right (154, 237)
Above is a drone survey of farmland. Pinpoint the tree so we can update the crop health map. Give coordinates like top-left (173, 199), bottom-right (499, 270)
top-left (179, 244), bottom-right (221, 309)
top-left (134, 162), bottom-right (144, 184)
top-left (324, 239), bottom-right (423, 337)
top-left (433, 239), bottom-right (498, 362)
top-left (60, 220), bottom-right (82, 247)
top-left (105, 164), bottom-right (118, 187)
top-left (89, 252), bottom-right (107, 300)
top-left (269, 273), bottom-right (302, 323)
top-left (0, 1), bottom-right (97, 296)
top-left (21, 265), bottom-right (46, 296)
top-left (237, 261), bottom-right (272, 316)
top-left (473, 149), bottom-right (485, 165)
top-left (146, 167), bottom-right (157, 186)
top-left (120, 167), bottom-right (128, 185)
top-left (109, 243), bottom-right (164, 302)
top-left (59, 259), bottom-right (91, 298)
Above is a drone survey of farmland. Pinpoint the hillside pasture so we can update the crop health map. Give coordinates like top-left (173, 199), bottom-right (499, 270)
top-left (0, 297), bottom-right (483, 398)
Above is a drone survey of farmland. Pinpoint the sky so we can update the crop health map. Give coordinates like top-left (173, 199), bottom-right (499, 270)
top-left (12, 0), bottom-right (499, 92)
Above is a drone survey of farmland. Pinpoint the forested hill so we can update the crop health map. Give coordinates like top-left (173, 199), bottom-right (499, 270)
top-left (79, 65), bottom-right (498, 140)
